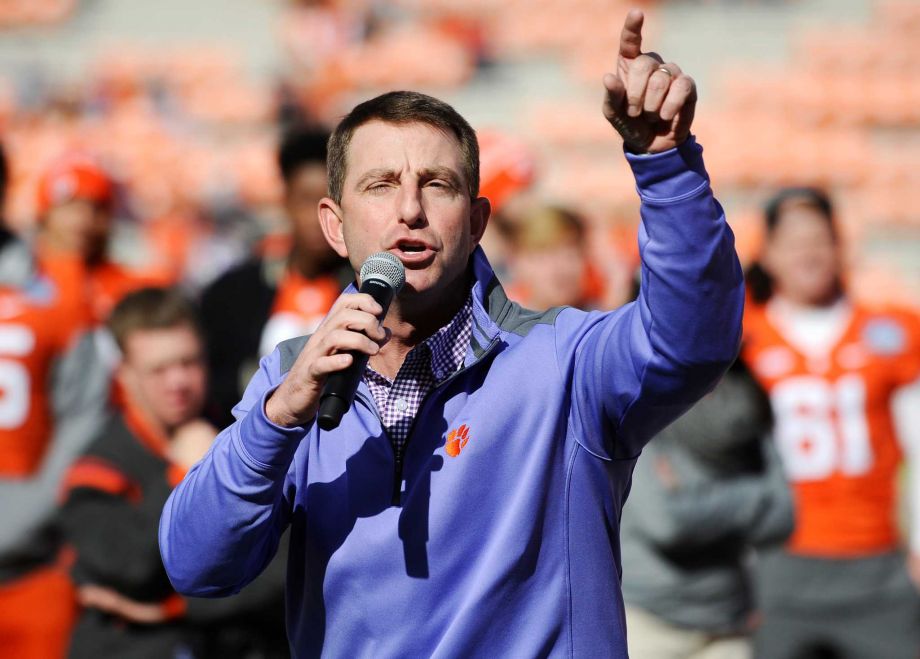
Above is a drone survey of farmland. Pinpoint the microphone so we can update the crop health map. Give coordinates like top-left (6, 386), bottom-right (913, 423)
top-left (316, 252), bottom-right (405, 431)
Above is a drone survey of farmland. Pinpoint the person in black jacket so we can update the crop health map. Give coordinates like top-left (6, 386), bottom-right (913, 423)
top-left (200, 127), bottom-right (350, 428)
top-left (59, 288), bottom-right (288, 659)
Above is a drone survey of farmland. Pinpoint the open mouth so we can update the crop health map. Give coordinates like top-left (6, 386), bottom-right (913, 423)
top-left (391, 240), bottom-right (436, 265)
top-left (393, 239), bottom-right (433, 254)
top-left (399, 243), bottom-right (426, 253)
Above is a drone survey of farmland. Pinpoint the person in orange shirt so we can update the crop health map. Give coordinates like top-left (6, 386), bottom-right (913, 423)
top-left (0, 144), bottom-right (108, 658)
top-left (200, 128), bottom-right (349, 428)
top-left (742, 187), bottom-right (920, 659)
top-left (34, 154), bottom-right (171, 326)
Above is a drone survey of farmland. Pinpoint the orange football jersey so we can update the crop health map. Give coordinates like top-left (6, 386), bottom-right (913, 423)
top-left (259, 270), bottom-right (340, 356)
top-left (88, 261), bottom-right (172, 325)
top-left (743, 301), bottom-right (920, 557)
top-left (0, 274), bottom-right (88, 477)
top-left (38, 249), bottom-right (172, 326)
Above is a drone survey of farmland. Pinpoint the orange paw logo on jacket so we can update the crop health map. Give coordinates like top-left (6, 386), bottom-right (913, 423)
top-left (445, 424), bottom-right (471, 457)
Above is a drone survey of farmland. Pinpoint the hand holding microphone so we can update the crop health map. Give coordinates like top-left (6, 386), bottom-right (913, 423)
top-left (265, 252), bottom-right (405, 429)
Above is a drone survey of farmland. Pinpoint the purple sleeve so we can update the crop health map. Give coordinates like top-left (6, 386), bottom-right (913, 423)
top-left (557, 137), bottom-right (744, 459)
top-left (159, 351), bottom-right (307, 596)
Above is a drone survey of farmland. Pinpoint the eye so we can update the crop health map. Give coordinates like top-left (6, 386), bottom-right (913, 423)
top-left (366, 182), bottom-right (393, 195)
top-left (426, 180), bottom-right (455, 193)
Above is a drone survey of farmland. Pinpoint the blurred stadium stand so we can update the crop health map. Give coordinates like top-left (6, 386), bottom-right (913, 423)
top-left (0, 0), bottom-right (916, 306)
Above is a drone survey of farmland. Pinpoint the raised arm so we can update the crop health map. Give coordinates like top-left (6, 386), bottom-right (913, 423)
top-left (603, 9), bottom-right (696, 156)
top-left (559, 10), bottom-right (744, 459)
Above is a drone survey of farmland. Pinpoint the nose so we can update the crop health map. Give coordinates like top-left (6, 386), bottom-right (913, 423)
top-left (164, 363), bottom-right (198, 392)
top-left (395, 180), bottom-right (427, 229)
top-left (162, 366), bottom-right (187, 393)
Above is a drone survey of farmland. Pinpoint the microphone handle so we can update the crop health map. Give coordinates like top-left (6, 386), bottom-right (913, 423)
top-left (316, 278), bottom-right (395, 431)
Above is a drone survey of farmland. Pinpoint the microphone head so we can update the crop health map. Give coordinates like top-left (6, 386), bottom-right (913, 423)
top-left (360, 252), bottom-right (405, 293)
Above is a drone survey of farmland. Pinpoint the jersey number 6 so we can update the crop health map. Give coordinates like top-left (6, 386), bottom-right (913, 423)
top-left (0, 324), bottom-right (35, 430)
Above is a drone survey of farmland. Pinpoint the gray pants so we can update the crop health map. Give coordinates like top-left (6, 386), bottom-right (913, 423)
top-left (627, 606), bottom-right (752, 659)
top-left (754, 550), bottom-right (920, 659)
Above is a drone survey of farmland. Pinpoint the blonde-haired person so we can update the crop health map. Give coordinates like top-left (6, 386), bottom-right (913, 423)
top-left (506, 205), bottom-right (606, 310)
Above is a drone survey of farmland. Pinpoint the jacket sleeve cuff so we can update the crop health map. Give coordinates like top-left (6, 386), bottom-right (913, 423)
top-left (625, 136), bottom-right (709, 203)
top-left (234, 385), bottom-right (309, 473)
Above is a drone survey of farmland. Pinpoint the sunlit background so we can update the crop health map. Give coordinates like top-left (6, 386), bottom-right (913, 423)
top-left (0, 0), bottom-right (917, 305)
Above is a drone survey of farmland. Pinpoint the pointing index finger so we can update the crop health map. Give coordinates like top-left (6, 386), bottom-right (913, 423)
top-left (619, 9), bottom-right (644, 60)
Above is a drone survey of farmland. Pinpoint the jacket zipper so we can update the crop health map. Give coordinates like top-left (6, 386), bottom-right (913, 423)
top-left (391, 443), bottom-right (406, 505)
top-left (357, 336), bottom-right (501, 506)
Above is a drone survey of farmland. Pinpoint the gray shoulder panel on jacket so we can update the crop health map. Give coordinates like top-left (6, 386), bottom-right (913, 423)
top-left (276, 278), bottom-right (559, 371)
top-left (278, 335), bottom-right (310, 374)
top-left (484, 276), bottom-right (564, 337)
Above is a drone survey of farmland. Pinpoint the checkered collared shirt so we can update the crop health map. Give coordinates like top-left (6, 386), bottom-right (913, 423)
top-left (364, 294), bottom-right (472, 452)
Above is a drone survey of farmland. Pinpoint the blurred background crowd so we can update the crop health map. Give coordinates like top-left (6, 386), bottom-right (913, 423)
top-left (0, 0), bottom-right (919, 657)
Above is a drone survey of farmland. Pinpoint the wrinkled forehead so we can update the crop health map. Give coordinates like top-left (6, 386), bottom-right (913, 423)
top-left (123, 325), bottom-right (204, 368)
top-left (769, 204), bottom-right (837, 244)
top-left (344, 120), bottom-right (467, 181)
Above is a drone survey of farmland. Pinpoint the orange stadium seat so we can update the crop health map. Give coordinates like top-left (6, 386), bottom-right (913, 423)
top-left (526, 101), bottom-right (620, 148)
top-left (393, 0), bottom-right (502, 11)
top-left (0, 75), bottom-right (16, 123)
top-left (879, 0), bottom-right (920, 24)
top-left (539, 152), bottom-right (639, 212)
top-left (567, 43), bottom-right (620, 86)
top-left (850, 261), bottom-right (920, 311)
top-left (336, 25), bottom-right (474, 89)
top-left (0, 0), bottom-right (75, 26)
top-left (233, 135), bottom-right (284, 207)
top-left (493, 0), bottom-right (651, 57)
top-left (277, 3), bottom-right (356, 73)
top-left (723, 206), bottom-right (765, 266)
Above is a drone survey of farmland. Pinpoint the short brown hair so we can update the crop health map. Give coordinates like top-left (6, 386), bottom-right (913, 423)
top-left (108, 287), bottom-right (203, 353)
top-left (510, 205), bottom-right (586, 251)
top-left (327, 91), bottom-right (480, 204)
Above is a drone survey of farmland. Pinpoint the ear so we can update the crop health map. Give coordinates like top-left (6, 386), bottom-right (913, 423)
top-left (114, 362), bottom-right (132, 396)
top-left (317, 197), bottom-right (349, 259)
top-left (468, 196), bottom-right (491, 252)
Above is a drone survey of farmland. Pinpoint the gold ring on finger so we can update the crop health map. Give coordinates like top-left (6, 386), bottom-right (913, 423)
top-left (656, 66), bottom-right (673, 78)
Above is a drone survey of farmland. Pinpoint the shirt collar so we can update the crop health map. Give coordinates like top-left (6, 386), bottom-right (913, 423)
top-left (365, 293), bottom-right (473, 385)
top-left (423, 293), bottom-right (472, 382)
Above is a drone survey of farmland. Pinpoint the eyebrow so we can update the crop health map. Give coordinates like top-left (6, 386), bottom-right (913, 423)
top-left (354, 168), bottom-right (399, 189)
top-left (354, 166), bottom-right (465, 191)
top-left (418, 167), bottom-right (463, 189)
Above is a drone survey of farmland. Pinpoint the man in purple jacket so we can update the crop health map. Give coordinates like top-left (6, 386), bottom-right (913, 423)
top-left (160, 11), bottom-right (744, 657)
